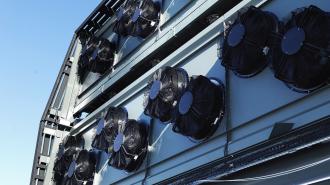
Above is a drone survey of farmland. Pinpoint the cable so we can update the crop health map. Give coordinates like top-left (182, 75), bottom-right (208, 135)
top-left (148, 123), bottom-right (171, 151)
top-left (301, 175), bottom-right (330, 185)
top-left (164, 0), bottom-right (175, 14)
top-left (193, 156), bottom-right (330, 184)
top-left (100, 158), bottom-right (110, 173)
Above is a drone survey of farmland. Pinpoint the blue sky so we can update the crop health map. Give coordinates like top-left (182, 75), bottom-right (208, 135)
top-left (0, 1), bottom-right (100, 184)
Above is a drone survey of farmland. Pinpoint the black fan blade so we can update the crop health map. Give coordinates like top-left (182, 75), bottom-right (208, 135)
top-left (144, 97), bottom-right (173, 122)
top-left (131, 0), bottom-right (161, 38)
top-left (174, 76), bottom-right (225, 140)
top-left (222, 6), bottom-right (280, 77)
top-left (123, 120), bottom-right (147, 153)
top-left (77, 36), bottom-right (100, 84)
top-left (91, 118), bottom-right (108, 151)
top-left (62, 150), bottom-right (96, 185)
top-left (77, 54), bottom-right (91, 84)
top-left (75, 150), bottom-right (96, 181)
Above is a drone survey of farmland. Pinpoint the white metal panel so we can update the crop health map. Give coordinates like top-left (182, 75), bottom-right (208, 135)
top-left (43, 128), bottom-right (56, 136)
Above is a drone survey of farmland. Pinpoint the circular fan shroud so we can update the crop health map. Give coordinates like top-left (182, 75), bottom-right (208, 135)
top-left (113, 1), bottom-right (139, 36)
top-left (221, 6), bottom-right (281, 78)
top-left (143, 67), bottom-right (189, 122)
top-left (270, 5), bottom-right (330, 93)
top-left (91, 107), bottom-right (127, 152)
top-left (108, 120), bottom-right (148, 172)
top-left (53, 136), bottom-right (84, 184)
top-left (130, 0), bottom-right (161, 38)
top-left (174, 76), bottom-right (226, 141)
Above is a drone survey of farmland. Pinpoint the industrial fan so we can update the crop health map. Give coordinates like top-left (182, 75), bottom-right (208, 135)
top-left (143, 67), bottom-right (189, 122)
top-left (270, 5), bottom-right (330, 92)
top-left (131, 0), bottom-right (161, 38)
top-left (173, 75), bottom-right (225, 140)
top-left (113, 0), bottom-right (139, 37)
top-left (108, 119), bottom-right (148, 172)
top-left (92, 107), bottom-right (128, 153)
top-left (221, 6), bottom-right (281, 77)
top-left (77, 37), bottom-right (116, 84)
top-left (90, 38), bottom-right (116, 74)
top-left (77, 37), bottom-right (101, 83)
top-left (61, 150), bottom-right (97, 185)
top-left (53, 136), bottom-right (84, 185)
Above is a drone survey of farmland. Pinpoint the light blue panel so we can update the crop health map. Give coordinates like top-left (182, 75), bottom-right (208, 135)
top-left (229, 86), bottom-right (330, 154)
top-left (179, 39), bottom-right (224, 80)
top-left (122, 91), bottom-right (149, 121)
top-left (81, 72), bottom-right (101, 92)
top-left (102, 26), bottom-right (118, 44)
top-left (147, 134), bottom-right (227, 184)
top-left (229, 67), bottom-right (303, 128)
top-left (96, 162), bottom-right (148, 185)
top-left (82, 128), bottom-right (96, 150)
top-left (229, 126), bottom-right (273, 154)
top-left (116, 36), bottom-right (143, 62)
top-left (161, 0), bottom-right (191, 25)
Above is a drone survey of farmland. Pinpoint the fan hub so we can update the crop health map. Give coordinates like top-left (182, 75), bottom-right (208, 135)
top-left (227, 23), bottom-right (245, 47)
top-left (96, 118), bottom-right (105, 135)
top-left (281, 27), bottom-right (305, 55)
top-left (179, 91), bottom-right (193, 115)
top-left (91, 49), bottom-right (98, 61)
top-left (114, 133), bottom-right (124, 152)
top-left (67, 161), bottom-right (77, 178)
top-left (149, 80), bottom-right (161, 100)
top-left (116, 7), bottom-right (124, 20)
top-left (57, 145), bottom-right (65, 158)
top-left (132, 8), bottom-right (141, 23)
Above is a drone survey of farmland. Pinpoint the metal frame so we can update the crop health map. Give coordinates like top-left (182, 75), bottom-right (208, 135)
top-left (75, 0), bottom-right (124, 38)
top-left (157, 116), bottom-right (330, 184)
top-left (33, 0), bottom-right (330, 184)
top-left (73, 0), bottom-right (229, 116)
top-left (30, 35), bottom-right (77, 185)
top-left (67, 0), bottom-right (330, 184)
top-left (70, 0), bottom-right (269, 136)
